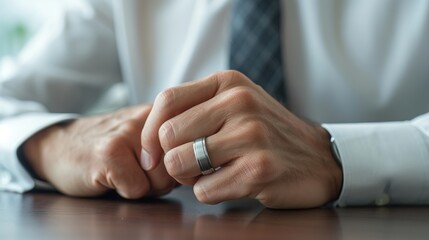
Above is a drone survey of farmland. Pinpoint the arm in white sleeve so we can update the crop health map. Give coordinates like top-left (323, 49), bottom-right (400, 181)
top-left (0, 0), bottom-right (122, 193)
top-left (323, 112), bottom-right (429, 207)
top-left (0, 113), bottom-right (77, 192)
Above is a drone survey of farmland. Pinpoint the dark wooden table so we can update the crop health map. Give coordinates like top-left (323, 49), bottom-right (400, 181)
top-left (1, 186), bottom-right (428, 240)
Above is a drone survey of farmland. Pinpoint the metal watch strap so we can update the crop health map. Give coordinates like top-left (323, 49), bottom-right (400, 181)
top-left (329, 135), bottom-right (342, 166)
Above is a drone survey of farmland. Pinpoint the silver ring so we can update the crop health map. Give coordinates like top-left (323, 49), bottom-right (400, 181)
top-left (193, 137), bottom-right (216, 175)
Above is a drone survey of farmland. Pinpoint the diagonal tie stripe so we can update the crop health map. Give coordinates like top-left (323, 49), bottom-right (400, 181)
top-left (229, 0), bottom-right (286, 103)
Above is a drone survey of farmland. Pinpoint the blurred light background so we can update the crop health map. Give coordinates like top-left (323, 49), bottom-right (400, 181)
top-left (0, 0), bottom-right (74, 59)
top-left (0, 0), bottom-right (127, 113)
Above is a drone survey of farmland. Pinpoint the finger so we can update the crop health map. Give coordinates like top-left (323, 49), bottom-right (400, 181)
top-left (157, 85), bottom-right (257, 153)
top-left (193, 151), bottom-right (277, 205)
top-left (192, 160), bottom-right (253, 205)
top-left (101, 150), bottom-right (151, 199)
top-left (140, 76), bottom-right (219, 171)
top-left (140, 70), bottom-right (251, 171)
top-left (145, 161), bottom-right (178, 196)
top-left (164, 127), bottom-right (248, 181)
top-left (157, 96), bottom-right (224, 153)
top-left (124, 117), bottom-right (177, 197)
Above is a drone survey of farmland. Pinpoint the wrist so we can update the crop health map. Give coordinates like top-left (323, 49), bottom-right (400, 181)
top-left (22, 123), bottom-right (66, 181)
top-left (316, 127), bottom-right (343, 203)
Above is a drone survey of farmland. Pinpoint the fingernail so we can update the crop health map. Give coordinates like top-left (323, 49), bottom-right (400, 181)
top-left (140, 148), bottom-right (152, 170)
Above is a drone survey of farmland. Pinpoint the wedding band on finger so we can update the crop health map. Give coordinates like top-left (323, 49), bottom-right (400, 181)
top-left (193, 137), bottom-right (216, 175)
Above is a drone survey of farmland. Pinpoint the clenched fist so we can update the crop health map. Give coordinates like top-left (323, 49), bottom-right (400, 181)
top-left (24, 105), bottom-right (176, 199)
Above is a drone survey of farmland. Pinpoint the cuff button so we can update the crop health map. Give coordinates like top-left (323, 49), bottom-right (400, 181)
top-left (375, 193), bottom-right (390, 206)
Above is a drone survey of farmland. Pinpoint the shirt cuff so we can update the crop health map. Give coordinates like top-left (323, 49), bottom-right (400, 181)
top-left (0, 113), bottom-right (77, 193)
top-left (322, 121), bottom-right (429, 207)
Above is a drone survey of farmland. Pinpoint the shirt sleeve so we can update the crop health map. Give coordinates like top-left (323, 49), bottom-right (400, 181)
top-left (0, 113), bottom-right (77, 192)
top-left (0, 0), bottom-right (121, 193)
top-left (323, 112), bottom-right (429, 207)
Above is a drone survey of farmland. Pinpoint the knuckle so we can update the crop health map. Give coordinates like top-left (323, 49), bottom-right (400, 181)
top-left (156, 88), bottom-right (176, 109)
top-left (212, 70), bottom-right (251, 89)
top-left (221, 70), bottom-right (249, 85)
top-left (158, 120), bottom-right (177, 150)
top-left (119, 120), bottom-right (141, 134)
top-left (234, 85), bottom-right (255, 100)
top-left (95, 136), bottom-right (124, 159)
top-left (245, 153), bottom-right (274, 183)
top-left (89, 168), bottom-right (106, 188)
top-left (224, 87), bottom-right (257, 112)
top-left (90, 164), bottom-right (116, 190)
top-left (245, 120), bottom-right (269, 142)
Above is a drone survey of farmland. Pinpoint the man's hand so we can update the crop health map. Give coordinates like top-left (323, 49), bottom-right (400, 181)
top-left (141, 70), bottom-right (343, 209)
top-left (24, 105), bottom-right (176, 199)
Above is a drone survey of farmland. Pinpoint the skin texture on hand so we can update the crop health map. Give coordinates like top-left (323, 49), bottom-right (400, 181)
top-left (23, 105), bottom-right (176, 199)
top-left (141, 70), bottom-right (343, 209)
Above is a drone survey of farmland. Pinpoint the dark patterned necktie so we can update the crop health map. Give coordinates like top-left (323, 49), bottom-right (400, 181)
top-left (229, 0), bottom-right (286, 104)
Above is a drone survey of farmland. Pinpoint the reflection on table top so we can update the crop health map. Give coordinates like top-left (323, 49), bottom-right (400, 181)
top-left (1, 186), bottom-right (429, 240)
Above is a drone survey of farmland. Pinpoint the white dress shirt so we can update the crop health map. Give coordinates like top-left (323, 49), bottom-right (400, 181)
top-left (1, 0), bottom-right (429, 206)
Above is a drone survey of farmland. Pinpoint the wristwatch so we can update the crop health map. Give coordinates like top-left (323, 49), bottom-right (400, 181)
top-left (329, 135), bottom-right (342, 166)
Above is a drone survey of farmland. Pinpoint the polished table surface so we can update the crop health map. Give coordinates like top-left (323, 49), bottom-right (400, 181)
top-left (1, 186), bottom-right (429, 240)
